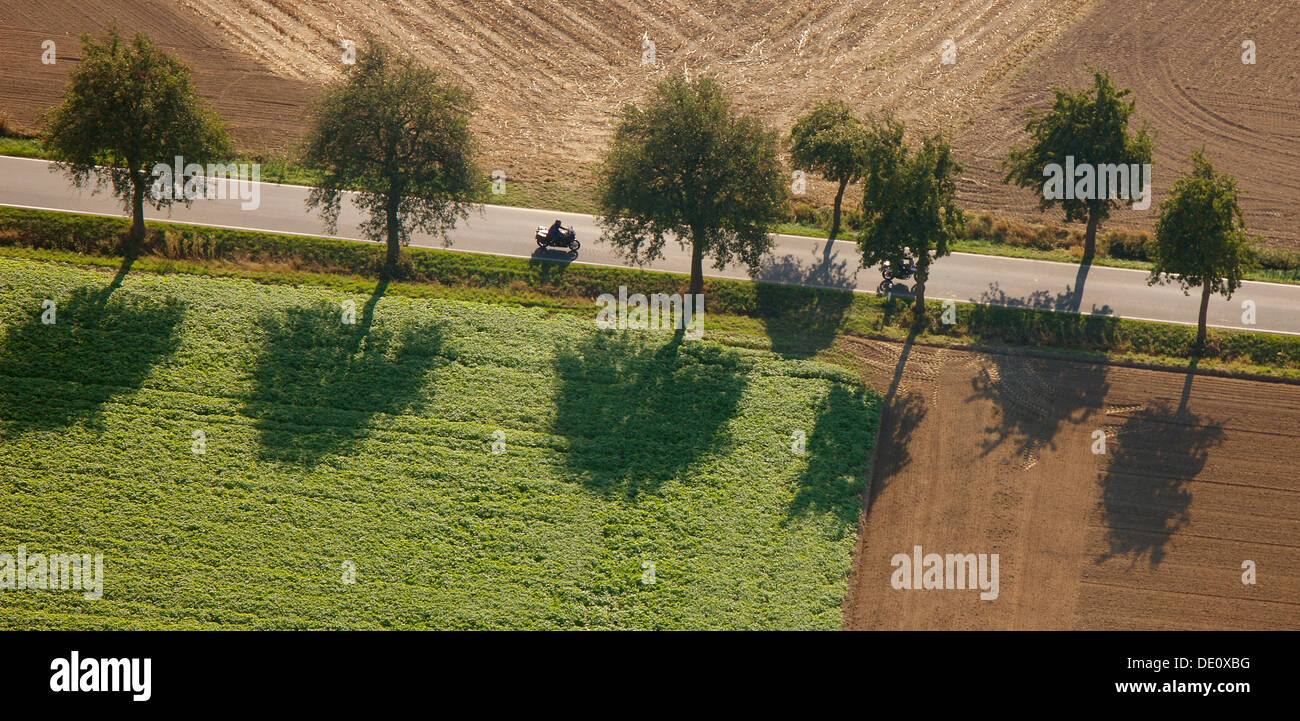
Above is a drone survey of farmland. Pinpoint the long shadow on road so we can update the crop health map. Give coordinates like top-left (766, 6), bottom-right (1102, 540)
top-left (975, 259), bottom-right (1113, 316)
top-left (752, 249), bottom-right (858, 357)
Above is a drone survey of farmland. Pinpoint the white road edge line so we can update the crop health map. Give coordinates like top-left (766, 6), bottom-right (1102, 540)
top-left (4, 200), bottom-right (1298, 338)
top-left (11, 155), bottom-right (1297, 290)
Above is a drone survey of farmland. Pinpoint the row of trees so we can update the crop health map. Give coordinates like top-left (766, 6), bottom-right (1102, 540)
top-left (780, 71), bottom-right (1255, 344)
top-left (44, 30), bottom-right (1255, 346)
top-left (44, 30), bottom-right (479, 275)
top-left (598, 80), bottom-right (964, 320)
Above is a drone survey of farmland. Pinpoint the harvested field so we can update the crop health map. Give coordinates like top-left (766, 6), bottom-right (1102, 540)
top-left (172, 0), bottom-right (1090, 190)
top-left (841, 337), bottom-right (1300, 630)
top-left (958, 0), bottom-right (1300, 251)
top-left (2, 2), bottom-right (1091, 199)
top-left (5, 1), bottom-right (1295, 247)
top-left (0, 0), bottom-right (314, 151)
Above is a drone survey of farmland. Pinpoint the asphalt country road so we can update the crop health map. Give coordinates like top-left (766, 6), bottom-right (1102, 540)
top-left (2, 156), bottom-right (1297, 335)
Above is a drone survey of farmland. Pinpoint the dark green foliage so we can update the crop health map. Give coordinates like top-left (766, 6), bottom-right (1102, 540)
top-left (789, 101), bottom-right (872, 238)
top-left (1002, 70), bottom-right (1154, 258)
top-left (303, 38), bottom-right (482, 276)
top-left (43, 26), bottom-right (232, 245)
top-left (244, 288), bottom-right (450, 466)
top-left (0, 269), bottom-right (186, 432)
top-left (857, 118), bottom-right (963, 323)
top-left (1148, 151), bottom-right (1257, 348)
top-left (597, 76), bottom-right (787, 294)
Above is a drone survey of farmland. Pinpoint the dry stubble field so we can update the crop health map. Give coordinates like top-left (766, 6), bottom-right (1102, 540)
top-left (839, 338), bottom-right (1300, 630)
top-left (4, 1), bottom-right (1295, 246)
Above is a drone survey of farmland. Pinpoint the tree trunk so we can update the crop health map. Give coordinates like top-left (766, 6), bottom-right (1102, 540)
top-left (912, 257), bottom-right (928, 325)
top-left (1196, 281), bottom-right (1212, 351)
top-left (384, 194), bottom-right (401, 277)
top-left (129, 172), bottom-right (147, 252)
top-left (830, 177), bottom-right (848, 239)
top-left (689, 232), bottom-right (705, 296)
top-left (1083, 211), bottom-right (1100, 261)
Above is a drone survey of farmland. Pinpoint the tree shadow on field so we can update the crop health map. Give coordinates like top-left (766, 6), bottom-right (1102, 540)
top-left (0, 257), bottom-right (186, 433)
top-left (864, 328), bottom-right (927, 514)
top-left (967, 350), bottom-right (1110, 468)
top-left (787, 383), bottom-right (882, 534)
top-left (243, 281), bottom-right (449, 466)
top-left (752, 252), bottom-right (857, 357)
top-left (866, 390), bottom-right (927, 514)
top-left (552, 330), bottom-right (747, 499)
top-left (1095, 369), bottom-right (1225, 568)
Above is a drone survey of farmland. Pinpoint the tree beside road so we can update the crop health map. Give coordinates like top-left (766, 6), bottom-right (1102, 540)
top-left (596, 75), bottom-right (788, 295)
top-left (43, 26), bottom-right (232, 250)
top-left (1002, 71), bottom-right (1154, 262)
top-left (856, 118), bottom-right (964, 325)
top-left (303, 38), bottom-right (483, 278)
top-left (789, 101), bottom-right (872, 240)
top-left (1148, 150), bottom-right (1258, 350)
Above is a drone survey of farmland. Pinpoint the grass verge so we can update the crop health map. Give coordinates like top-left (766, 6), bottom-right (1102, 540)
top-left (1, 205), bottom-right (1298, 379)
top-left (782, 207), bottom-right (1300, 284)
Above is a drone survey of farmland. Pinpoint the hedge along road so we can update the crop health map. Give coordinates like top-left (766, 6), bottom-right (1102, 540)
top-left (3, 155), bottom-right (1298, 336)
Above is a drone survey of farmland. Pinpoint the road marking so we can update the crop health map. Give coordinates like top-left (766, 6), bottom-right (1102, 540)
top-left (5, 156), bottom-right (1300, 333)
top-left (9, 155), bottom-right (1299, 287)
top-left (5, 200), bottom-right (1297, 337)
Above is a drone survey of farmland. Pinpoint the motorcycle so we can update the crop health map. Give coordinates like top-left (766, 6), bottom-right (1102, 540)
top-left (535, 224), bottom-right (580, 253)
top-left (878, 259), bottom-right (917, 294)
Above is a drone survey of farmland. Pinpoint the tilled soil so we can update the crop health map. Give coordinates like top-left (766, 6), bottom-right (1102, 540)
top-left (840, 337), bottom-right (1300, 630)
top-left (6, 1), bottom-right (1294, 247)
top-left (0, 0), bottom-right (314, 151)
top-left (957, 0), bottom-right (1300, 250)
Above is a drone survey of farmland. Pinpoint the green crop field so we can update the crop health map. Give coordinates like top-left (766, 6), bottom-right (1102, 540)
top-left (0, 256), bottom-right (880, 629)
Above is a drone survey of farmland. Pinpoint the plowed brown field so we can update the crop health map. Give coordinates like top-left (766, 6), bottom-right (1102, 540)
top-left (0, 0), bottom-right (313, 150)
top-left (3, 1), bottom-right (1297, 630)
top-left (958, 0), bottom-right (1300, 250)
top-left (840, 338), bottom-right (1300, 630)
top-left (4, 1), bottom-right (1295, 246)
top-left (169, 0), bottom-right (1094, 196)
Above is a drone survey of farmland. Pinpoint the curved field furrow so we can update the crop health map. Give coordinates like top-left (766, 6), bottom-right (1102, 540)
top-left (959, 0), bottom-right (1300, 248)
top-left (3, 1), bottom-right (1294, 245)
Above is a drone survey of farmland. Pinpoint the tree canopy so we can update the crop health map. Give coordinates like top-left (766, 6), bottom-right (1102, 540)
top-left (44, 26), bottom-right (232, 247)
top-left (789, 100), bottom-right (872, 239)
top-left (303, 38), bottom-right (483, 276)
top-left (1149, 150), bottom-right (1257, 349)
top-left (597, 75), bottom-right (787, 295)
top-left (857, 118), bottom-right (963, 323)
top-left (1002, 70), bottom-right (1153, 259)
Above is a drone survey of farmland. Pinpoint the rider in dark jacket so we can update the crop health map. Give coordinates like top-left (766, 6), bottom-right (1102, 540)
top-left (546, 219), bottom-right (564, 244)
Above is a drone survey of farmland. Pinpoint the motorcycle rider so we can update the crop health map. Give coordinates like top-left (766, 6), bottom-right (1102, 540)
top-left (546, 219), bottom-right (565, 245)
top-left (882, 259), bottom-right (916, 278)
